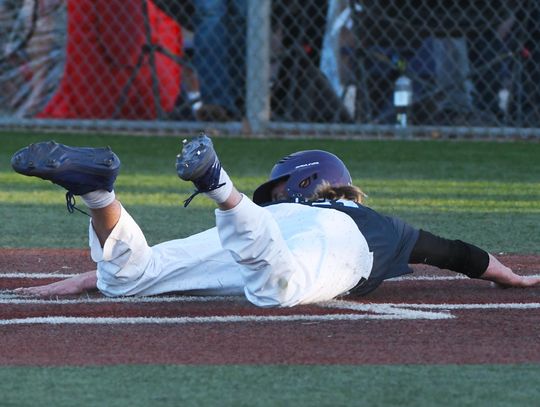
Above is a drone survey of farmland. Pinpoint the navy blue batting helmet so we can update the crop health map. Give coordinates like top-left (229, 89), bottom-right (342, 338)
top-left (252, 150), bottom-right (352, 204)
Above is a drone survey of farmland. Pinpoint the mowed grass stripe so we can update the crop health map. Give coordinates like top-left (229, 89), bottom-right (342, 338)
top-left (0, 365), bottom-right (539, 407)
top-left (1, 180), bottom-right (538, 212)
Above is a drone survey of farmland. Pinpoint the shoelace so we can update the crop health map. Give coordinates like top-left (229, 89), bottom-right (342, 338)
top-left (65, 192), bottom-right (91, 217)
top-left (183, 182), bottom-right (225, 207)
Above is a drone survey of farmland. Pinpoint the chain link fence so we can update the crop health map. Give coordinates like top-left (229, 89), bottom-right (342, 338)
top-left (1, 0), bottom-right (539, 138)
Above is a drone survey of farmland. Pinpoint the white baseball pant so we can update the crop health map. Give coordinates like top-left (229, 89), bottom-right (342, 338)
top-left (90, 196), bottom-right (373, 307)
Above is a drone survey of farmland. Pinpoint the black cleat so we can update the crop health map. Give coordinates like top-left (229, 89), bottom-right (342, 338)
top-left (175, 134), bottom-right (224, 206)
top-left (11, 140), bottom-right (120, 195)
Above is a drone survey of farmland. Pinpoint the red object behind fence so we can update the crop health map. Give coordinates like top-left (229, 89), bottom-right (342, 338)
top-left (38, 0), bottom-right (182, 120)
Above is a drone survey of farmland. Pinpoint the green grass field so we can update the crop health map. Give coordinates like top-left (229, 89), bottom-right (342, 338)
top-left (1, 132), bottom-right (539, 406)
top-left (2, 365), bottom-right (539, 407)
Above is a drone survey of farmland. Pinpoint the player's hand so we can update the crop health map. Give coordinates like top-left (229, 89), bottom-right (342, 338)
top-left (482, 254), bottom-right (540, 289)
top-left (13, 270), bottom-right (98, 297)
top-left (14, 280), bottom-right (84, 297)
top-left (491, 275), bottom-right (540, 289)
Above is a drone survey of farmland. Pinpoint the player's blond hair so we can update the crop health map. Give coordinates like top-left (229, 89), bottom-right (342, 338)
top-left (311, 181), bottom-right (367, 204)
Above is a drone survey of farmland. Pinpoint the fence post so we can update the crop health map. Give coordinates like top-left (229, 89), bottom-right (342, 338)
top-left (246, 0), bottom-right (271, 135)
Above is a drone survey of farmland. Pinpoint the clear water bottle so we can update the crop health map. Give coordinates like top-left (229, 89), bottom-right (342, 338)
top-left (393, 74), bottom-right (413, 127)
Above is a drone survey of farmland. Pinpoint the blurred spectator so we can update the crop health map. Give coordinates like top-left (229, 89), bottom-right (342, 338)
top-left (270, 0), bottom-right (353, 123)
top-left (191, 0), bottom-right (246, 121)
top-left (408, 35), bottom-right (475, 123)
top-left (151, 0), bottom-right (245, 122)
top-left (462, 2), bottom-right (539, 126)
top-left (331, 0), bottom-right (516, 125)
top-left (272, 0), bottom-right (328, 68)
top-left (513, 1), bottom-right (540, 126)
top-left (467, 12), bottom-right (515, 123)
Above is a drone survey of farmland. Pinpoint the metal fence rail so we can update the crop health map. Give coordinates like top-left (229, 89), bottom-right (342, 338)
top-left (1, 0), bottom-right (539, 139)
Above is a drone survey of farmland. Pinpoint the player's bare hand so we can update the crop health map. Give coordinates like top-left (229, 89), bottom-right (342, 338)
top-left (482, 255), bottom-right (540, 289)
top-left (491, 275), bottom-right (540, 289)
top-left (13, 270), bottom-right (98, 297)
top-left (14, 280), bottom-right (84, 297)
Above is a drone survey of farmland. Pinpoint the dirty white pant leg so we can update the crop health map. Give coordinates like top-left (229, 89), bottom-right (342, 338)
top-left (90, 205), bottom-right (245, 297)
top-left (215, 196), bottom-right (305, 307)
top-left (133, 228), bottom-right (245, 297)
top-left (89, 204), bottom-right (153, 296)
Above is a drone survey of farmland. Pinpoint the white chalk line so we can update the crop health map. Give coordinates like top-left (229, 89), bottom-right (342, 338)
top-left (0, 293), bottom-right (241, 304)
top-left (2, 291), bottom-right (538, 310)
top-left (0, 312), bottom-right (447, 326)
top-left (0, 272), bottom-right (77, 279)
top-left (392, 274), bottom-right (540, 281)
top-left (325, 299), bottom-right (540, 312)
top-left (323, 300), bottom-right (453, 320)
top-left (394, 302), bottom-right (540, 310)
top-left (392, 275), bottom-right (467, 281)
top-left (1, 297), bottom-right (539, 325)
top-left (0, 293), bottom-right (453, 320)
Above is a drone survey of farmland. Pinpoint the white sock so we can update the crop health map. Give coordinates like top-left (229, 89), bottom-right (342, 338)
top-left (204, 168), bottom-right (233, 203)
top-left (81, 190), bottom-right (116, 209)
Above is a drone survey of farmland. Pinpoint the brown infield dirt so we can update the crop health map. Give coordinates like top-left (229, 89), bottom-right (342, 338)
top-left (0, 249), bottom-right (539, 366)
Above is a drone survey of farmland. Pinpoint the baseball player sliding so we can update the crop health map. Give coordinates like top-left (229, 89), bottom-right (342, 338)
top-left (10, 134), bottom-right (540, 306)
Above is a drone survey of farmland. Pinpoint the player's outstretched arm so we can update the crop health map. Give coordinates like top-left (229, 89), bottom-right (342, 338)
top-left (481, 254), bottom-right (540, 288)
top-left (13, 270), bottom-right (98, 297)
